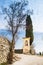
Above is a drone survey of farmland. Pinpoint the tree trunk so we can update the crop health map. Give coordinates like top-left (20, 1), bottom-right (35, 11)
top-left (7, 38), bottom-right (15, 64)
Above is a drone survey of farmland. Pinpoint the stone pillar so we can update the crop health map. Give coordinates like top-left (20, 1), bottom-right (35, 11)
top-left (23, 37), bottom-right (30, 54)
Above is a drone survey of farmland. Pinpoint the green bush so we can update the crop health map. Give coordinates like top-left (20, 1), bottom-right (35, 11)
top-left (0, 62), bottom-right (7, 65)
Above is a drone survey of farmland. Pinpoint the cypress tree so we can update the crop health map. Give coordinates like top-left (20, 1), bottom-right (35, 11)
top-left (26, 15), bottom-right (34, 45)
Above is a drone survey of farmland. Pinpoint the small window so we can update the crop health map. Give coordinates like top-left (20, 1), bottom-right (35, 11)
top-left (25, 40), bottom-right (28, 46)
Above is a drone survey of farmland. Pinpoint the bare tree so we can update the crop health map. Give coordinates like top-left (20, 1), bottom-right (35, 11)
top-left (2, 0), bottom-right (29, 64)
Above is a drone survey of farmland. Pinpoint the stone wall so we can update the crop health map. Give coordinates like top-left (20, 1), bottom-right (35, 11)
top-left (0, 37), bottom-right (10, 63)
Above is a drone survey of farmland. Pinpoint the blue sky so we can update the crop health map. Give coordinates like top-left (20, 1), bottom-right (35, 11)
top-left (0, 0), bottom-right (43, 53)
top-left (29, 0), bottom-right (43, 32)
top-left (0, 0), bottom-right (43, 32)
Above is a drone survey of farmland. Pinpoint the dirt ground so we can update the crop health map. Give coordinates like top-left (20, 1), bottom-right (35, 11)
top-left (12, 54), bottom-right (43, 65)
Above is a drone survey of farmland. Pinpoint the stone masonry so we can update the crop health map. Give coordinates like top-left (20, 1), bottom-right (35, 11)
top-left (0, 36), bottom-right (10, 63)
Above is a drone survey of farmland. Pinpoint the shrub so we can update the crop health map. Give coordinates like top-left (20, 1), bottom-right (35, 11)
top-left (0, 62), bottom-right (7, 65)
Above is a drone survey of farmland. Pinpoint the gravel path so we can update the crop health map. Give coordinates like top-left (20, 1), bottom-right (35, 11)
top-left (12, 54), bottom-right (43, 65)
